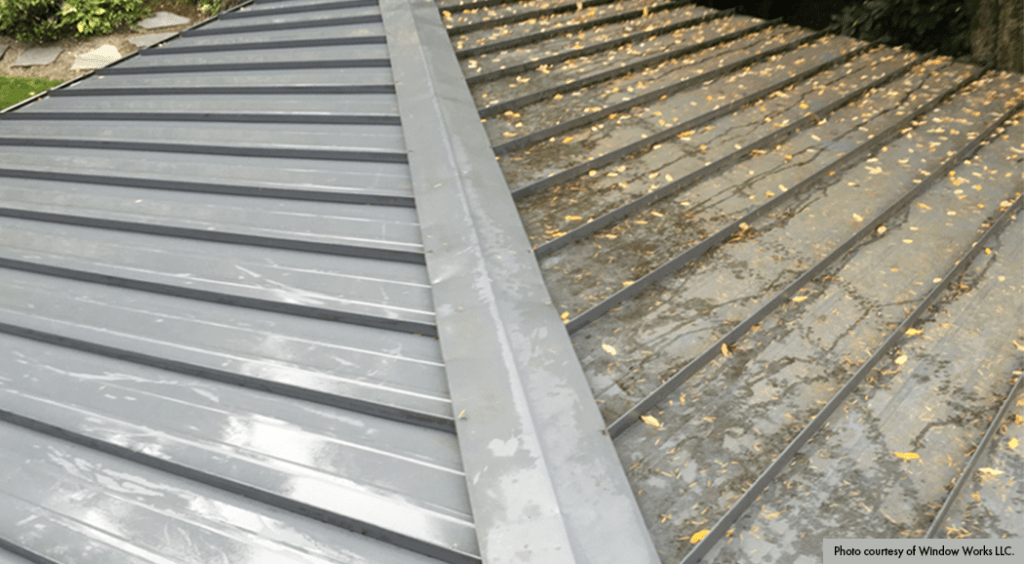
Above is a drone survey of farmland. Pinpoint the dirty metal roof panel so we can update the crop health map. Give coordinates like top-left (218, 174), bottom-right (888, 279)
top-left (450, 0), bottom-right (1023, 562)
top-left (0, 0), bottom-right (659, 563)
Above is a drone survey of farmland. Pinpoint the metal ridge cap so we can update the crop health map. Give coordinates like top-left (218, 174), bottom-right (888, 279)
top-left (377, 1), bottom-right (660, 563)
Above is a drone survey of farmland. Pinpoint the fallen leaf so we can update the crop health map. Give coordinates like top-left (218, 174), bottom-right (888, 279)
top-left (915, 203), bottom-right (932, 210)
top-left (852, 213), bottom-right (863, 222)
top-left (905, 328), bottom-right (923, 336)
top-left (894, 452), bottom-right (919, 460)
top-left (564, 215), bottom-right (582, 221)
top-left (792, 296), bottom-right (808, 302)
top-left (602, 343), bottom-right (617, 356)
top-left (738, 222), bottom-right (749, 232)
top-left (978, 467), bottom-right (1005, 476)
top-left (895, 355), bottom-right (908, 365)
top-left (560, 311), bottom-right (570, 320)
top-left (690, 529), bottom-right (709, 544)
top-left (876, 225), bottom-right (887, 234)
top-left (641, 414), bottom-right (662, 428)
top-left (903, 239), bottom-right (913, 244)
top-left (721, 343), bottom-right (731, 356)
top-left (1008, 437), bottom-right (1019, 450)
top-left (562, 136), bottom-right (573, 144)
top-left (679, 393), bottom-right (686, 404)
top-left (1013, 340), bottom-right (1024, 352)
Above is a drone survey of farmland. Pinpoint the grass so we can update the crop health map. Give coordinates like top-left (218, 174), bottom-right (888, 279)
top-left (1, 76), bottom-right (64, 110)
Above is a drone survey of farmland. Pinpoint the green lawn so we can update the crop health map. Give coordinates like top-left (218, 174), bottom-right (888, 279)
top-left (0, 76), bottom-right (64, 110)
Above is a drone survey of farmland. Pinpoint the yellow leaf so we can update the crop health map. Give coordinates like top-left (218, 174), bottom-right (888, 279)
top-left (985, 248), bottom-right (992, 255)
top-left (905, 328), bottom-right (923, 336)
top-left (852, 213), bottom-right (863, 222)
top-left (564, 215), bottom-right (582, 221)
top-left (876, 225), bottom-right (887, 234)
top-left (1013, 340), bottom-right (1024, 352)
top-left (560, 311), bottom-right (570, 320)
top-left (894, 452), bottom-right (919, 460)
top-left (978, 467), bottom-right (1005, 476)
top-left (690, 529), bottom-right (709, 543)
top-left (799, 102), bottom-right (809, 109)
top-left (679, 393), bottom-right (686, 404)
top-left (1015, 414), bottom-right (1023, 425)
top-left (602, 343), bottom-right (617, 356)
top-left (915, 203), bottom-right (932, 210)
top-left (903, 239), bottom-right (913, 244)
top-left (720, 343), bottom-right (730, 356)
top-left (792, 296), bottom-right (808, 302)
top-left (1008, 437), bottom-right (1019, 450)
top-left (641, 414), bottom-right (662, 428)
top-left (562, 136), bottom-right (573, 144)
top-left (895, 355), bottom-right (908, 365)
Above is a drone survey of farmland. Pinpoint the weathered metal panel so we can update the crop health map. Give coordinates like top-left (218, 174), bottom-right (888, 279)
top-left (452, 1), bottom-right (1023, 562)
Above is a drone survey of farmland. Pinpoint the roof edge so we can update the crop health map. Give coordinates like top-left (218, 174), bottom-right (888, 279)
top-left (378, 1), bottom-right (661, 563)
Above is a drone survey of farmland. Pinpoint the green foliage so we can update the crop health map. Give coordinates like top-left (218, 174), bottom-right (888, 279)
top-left (834, 0), bottom-right (971, 57)
top-left (0, 76), bottom-right (63, 109)
top-left (0, 0), bottom-right (149, 43)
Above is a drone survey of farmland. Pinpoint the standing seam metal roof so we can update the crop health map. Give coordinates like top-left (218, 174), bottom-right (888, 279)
top-left (0, 0), bottom-right (655, 563)
top-left (441, 0), bottom-right (1022, 562)
top-left (2, 0), bottom-right (1022, 563)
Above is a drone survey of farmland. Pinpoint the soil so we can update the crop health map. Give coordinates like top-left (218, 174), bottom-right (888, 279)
top-left (0, 0), bottom-right (241, 83)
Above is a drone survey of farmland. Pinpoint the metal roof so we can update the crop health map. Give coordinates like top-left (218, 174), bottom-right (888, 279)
top-left (443, 0), bottom-right (1023, 562)
top-left (1, 1), bottom-right (1021, 563)
top-left (0, 1), bottom-right (654, 563)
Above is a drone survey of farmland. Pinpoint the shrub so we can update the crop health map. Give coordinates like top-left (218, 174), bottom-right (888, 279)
top-left (0, 0), bottom-right (149, 43)
top-left (833, 0), bottom-right (971, 58)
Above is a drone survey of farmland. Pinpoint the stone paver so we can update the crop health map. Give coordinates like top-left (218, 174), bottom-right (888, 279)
top-left (12, 46), bottom-right (62, 67)
top-left (130, 32), bottom-right (178, 49)
top-left (70, 45), bottom-right (122, 70)
top-left (138, 11), bottom-right (191, 29)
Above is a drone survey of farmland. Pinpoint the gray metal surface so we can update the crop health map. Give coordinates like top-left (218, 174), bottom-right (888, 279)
top-left (0, 1), bottom-right (479, 562)
top-left (379, 0), bottom-right (661, 563)
top-left (449, 1), bottom-right (1024, 562)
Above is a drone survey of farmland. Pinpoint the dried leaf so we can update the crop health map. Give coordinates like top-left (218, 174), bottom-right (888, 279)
top-left (690, 529), bottom-right (709, 544)
top-left (602, 343), bottom-right (617, 356)
top-left (1008, 437), bottom-right (1019, 450)
top-left (679, 393), bottom-right (686, 404)
top-left (903, 239), bottom-right (914, 244)
top-left (641, 414), bottom-right (662, 428)
top-left (894, 452), bottom-right (919, 460)
top-left (915, 203), bottom-right (932, 210)
top-left (978, 467), bottom-right (1005, 476)
top-left (1013, 340), bottom-right (1024, 352)
top-left (895, 355), bottom-right (908, 365)
top-left (876, 225), bottom-right (887, 234)
top-left (852, 213), bottom-right (863, 222)
top-left (562, 136), bottom-right (573, 144)
top-left (721, 343), bottom-right (731, 356)
top-left (564, 215), bottom-right (582, 221)
top-left (792, 296), bottom-right (808, 302)
top-left (905, 328), bottom-right (923, 336)
top-left (560, 311), bottom-right (570, 320)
